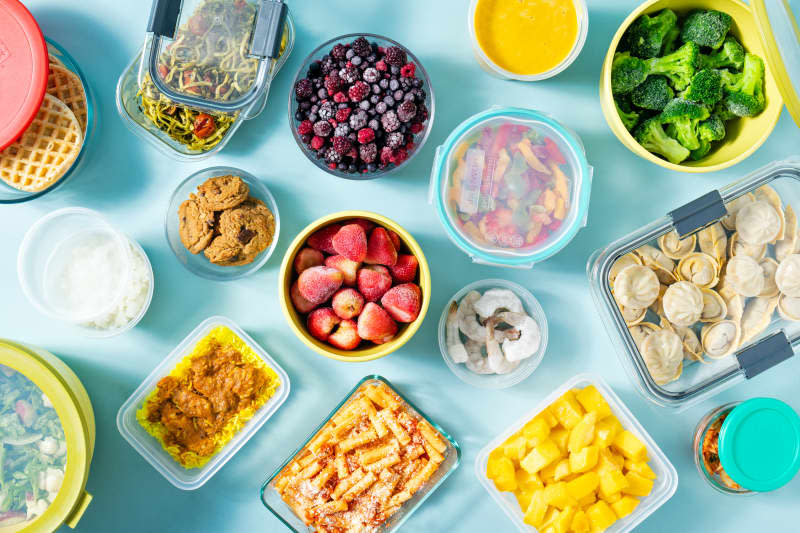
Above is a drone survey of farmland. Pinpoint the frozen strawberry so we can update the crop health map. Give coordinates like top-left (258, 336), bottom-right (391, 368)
top-left (357, 302), bottom-right (398, 344)
top-left (15, 400), bottom-right (35, 427)
top-left (307, 224), bottom-right (342, 255)
top-left (380, 283), bottom-right (421, 323)
top-left (332, 288), bottom-right (365, 320)
top-left (364, 227), bottom-right (398, 266)
top-left (387, 229), bottom-right (402, 251)
top-left (291, 282), bottom-right (317, 314)
top-left (352, 218), bottom-right (376, 234)
top-left (297, 266), bottom-right (344, 305)
top-left (332, 224), bottom-right (367, 262)
top-left (357, 265), bottom-right (392, 302)
top-left (307, 308), bottom-right (340, 342)
top-left (324, 255), bottom-right (360, 286)
top-left (328, 319), bottom-right (361, 350)
top-left (389, 254), bottom-right (418, 283)
top-left (293, 247), bottom-right (324, 275)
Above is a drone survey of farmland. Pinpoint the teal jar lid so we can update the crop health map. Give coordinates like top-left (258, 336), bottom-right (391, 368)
top-left (719, 398), bottom-right (800, 492)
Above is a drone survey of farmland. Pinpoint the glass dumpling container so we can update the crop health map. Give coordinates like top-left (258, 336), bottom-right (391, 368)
top-left (430, 107), bottom-right (592, 268)
top-left (589, 158), bottom-right (800, 411)
top-left (116, 0), bottom-right (294, 160)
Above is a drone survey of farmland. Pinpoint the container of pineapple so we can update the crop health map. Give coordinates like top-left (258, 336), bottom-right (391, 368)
top-left (476, 374), bottom-right (678, 532)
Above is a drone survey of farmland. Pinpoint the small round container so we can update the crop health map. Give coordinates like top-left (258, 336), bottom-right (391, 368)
top-left (468, 0), bottom-right (589, 81)
top-left (165, 166), bottom-right (280, 281)
top-left (289, 34), bottom-right (435, 180)
top-left (278, 211), bottom-right (431, 362)
top-left (430, 107), bottom-right (592, 268)
top-left (17, 207), bottom-right (153, 337)
top-left (437, 279), bottom-right (548, 389)
top-left (693, 398), bottom-right (800, 495)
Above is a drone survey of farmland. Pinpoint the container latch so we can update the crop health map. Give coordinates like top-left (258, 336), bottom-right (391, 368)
top-left (736, 331), bottom-right (794, 379)
top-left (668, 190), bottom-right (727, 238)
top-left (250, 0), bottom-right (287, 59)
top-left (147, 0), bottom-right (181, 38)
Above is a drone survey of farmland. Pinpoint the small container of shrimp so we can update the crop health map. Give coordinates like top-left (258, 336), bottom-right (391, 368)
top-left (437, 279), bottom-right (548, 389)
top-left (429, 107), bottom-right (592, 268)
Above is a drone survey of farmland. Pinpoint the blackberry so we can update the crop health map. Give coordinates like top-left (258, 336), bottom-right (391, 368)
top-left (381, 110), bottom-right (400, 132)
top-left (384, 46), bottom-right (407, 66)
top-left (332, 136), bottom-right (352, 155)
top-left (363, 67), bottom-right (380, 83)
top-left (386, 132), bottom-right (404, 149)
top-left (359, 142), bottom-right (377, 163)
top-left (326, 147), bottom-right (342, 163)
top-left (324, 72), bottom-right (342, 94)
top-left (375, 102), bottom-right (388, 114)
top-left (352, 36), bottom-right (371, 57)
top-left (320, 55), bottom-right (337, 74)
top-left (397, 101), bottom-right (417, 122)
top-left (318, 101), bottom-right (335, 121)
top-left (417, 103), bottom-right (429, 122)
top-left (331, 43), bottom-right (347, 60)
top-left (339, 67), bottom-right (359, 84)
top-left (294, 78), bottom-right (313, 101)
top-left (334, 123), bottom-right (351, 137)
top-left (313, 120), bottom-right (333, 137)
top-left (349, 110), bottom-right (368, 130)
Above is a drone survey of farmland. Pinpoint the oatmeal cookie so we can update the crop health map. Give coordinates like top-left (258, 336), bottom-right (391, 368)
top-left (216, 197), bottom-right (276, 265)
top-left (204, 234), bottom-right (243, 265)
top-left (196, 175), bottom-right (249, 211)
top-left (178, 194), bottom-right (215, 254)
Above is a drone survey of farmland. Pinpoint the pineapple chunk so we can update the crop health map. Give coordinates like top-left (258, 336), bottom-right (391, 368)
top-left (543, 482), bottom-right (578, 510)
top-left (522, 417), bottom-right (551, 447)
top-left (521, 439), bottom-right (562, 474)
top-left (552, 392), bottom-right (585, 429)
top-left (503, 434), bottom-right (528, 461)
top-left (611, 496), bottom-right (640, 519)
top-left (517, 468), bottom-right (544, 489)
top-left (624, 460), bottom-right (656, 480)
top-left (541, 506), bottom-right (560, 529)
top-left (565, 472), bottom-right (599, 500)
top-left (491, 456), bottom-right (517, 492)
top-left (554, 459), bottom-right (572, 482)
top-left (523, 489), bottom-right (548, 528)
top-left (568, 412), bottom-right (597, 454)
top-left (570, 510), bottom-right (590, 533)
top-left (586, 501), bottom-right (617, 530)
top-left (599, 469), bottom-right (629, 499)
top-left (576, 386), bottom-right (613, 419)
top-left (602, 491), bottom-right (622, 504)
top-left (612, 430), bottom-right (648, 462)
top-left (623, 471), bottom-right (654, 497)
top-left (594, 416), bottom-right (623, 448)
top-left (555, 506), bottom-right (576, 533)
top-left (577, 492), bottom-right (596, 508)
top-left (603, 448), bottom-right (625, 469)
top-left (569, 445), bottom-right (599, 473)
top-left (516, 490), bottom-right (534, 513)
top-left (551, 427), bottom-right (570, 453)
top-left (540, 408), bottom-right (559, 428)
top-left (540, 460), bottom-right (559, 483)
top-left (486, 448), bottom-right (506, 480)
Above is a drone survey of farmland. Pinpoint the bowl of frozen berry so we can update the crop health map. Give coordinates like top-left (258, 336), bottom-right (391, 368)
top-left (290, 34), bottom-right (434, 179)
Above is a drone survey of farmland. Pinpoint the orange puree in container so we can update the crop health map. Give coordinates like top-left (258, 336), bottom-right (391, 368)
top-left (474, 0), bottom-right (579, 75)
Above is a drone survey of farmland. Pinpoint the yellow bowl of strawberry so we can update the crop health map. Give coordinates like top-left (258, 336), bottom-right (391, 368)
top-left (279, 211), bottom-right (431, 362)
top-left (430, 108), bottom-right (592, 268)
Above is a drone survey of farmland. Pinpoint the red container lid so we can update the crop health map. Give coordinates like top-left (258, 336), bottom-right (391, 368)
top-left (0, 0), bottom-right (48, 151)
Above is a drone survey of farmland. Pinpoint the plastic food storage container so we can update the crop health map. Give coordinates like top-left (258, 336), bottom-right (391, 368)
top-left (437, 279), bottom-right (548, 389)
top-left (0, 0), bottom-right (95, 203)
top-left (165, 166), bottom-right (280, 281)
top-left (117, 316), bottom-right (290, 490)
top-left (116, 0), bottom-right (294, 160)
top-left (468, 0), bottom-right (589, 81)
top-left (17, 207), bottom-right (154, 338)
top-left (260, 375), bottom-right (460, 532)
top-left (476, 373), bottom-right (678, 533)
top-left (693, 398), bottom-right (800, 495)
top-left (0, 339), bottom-right (95, 532)
top-left (430, 107), bottom-right (592, 268)
top-left (589, 158), bottom-right (800, 411)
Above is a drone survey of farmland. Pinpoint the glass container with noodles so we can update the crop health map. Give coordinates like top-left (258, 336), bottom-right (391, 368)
top-left (115, 0), bottom-right (294, 159)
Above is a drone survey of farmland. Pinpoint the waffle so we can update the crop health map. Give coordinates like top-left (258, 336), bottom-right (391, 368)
top-left (0, 94), bottom-right (83, 192)
top-left (47, 64), bottom-right (88, 132)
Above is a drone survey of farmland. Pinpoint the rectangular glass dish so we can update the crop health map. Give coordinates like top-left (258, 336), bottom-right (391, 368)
top-left (260, 375), bottom-right (460, 532)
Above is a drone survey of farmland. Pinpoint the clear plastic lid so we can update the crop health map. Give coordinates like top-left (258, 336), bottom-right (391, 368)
top-left (0, 364), bottom-right (67, 527)
top-left (431, 108), bottom-right (592, 268)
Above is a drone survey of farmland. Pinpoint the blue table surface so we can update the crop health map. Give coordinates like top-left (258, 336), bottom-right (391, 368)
top-left (3, 1), bottom-right (800, 532)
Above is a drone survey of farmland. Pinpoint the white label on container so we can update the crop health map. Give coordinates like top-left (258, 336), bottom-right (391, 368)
top-left (458, 147), bottom-right (485, 215)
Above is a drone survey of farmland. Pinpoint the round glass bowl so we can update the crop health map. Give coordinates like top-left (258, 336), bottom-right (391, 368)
top-left (437, 279), bottom-right (548, 389)
top-left (468, 0), bottom-right (589, 81)
top-left (288, 33), bottom-right (435, 180)
top-left (693, 402), bottom-right (751, 495)
top-left (17, 207), bottom-right (153, 338)
top-left (0, 39), bottom-right (95, 203)
top-left (165, 166), bottom-right (280, 281)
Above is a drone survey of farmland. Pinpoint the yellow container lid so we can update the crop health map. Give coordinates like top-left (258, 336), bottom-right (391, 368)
top-left (0, 341), bottom-right (94, 533)
top-left (751, 0), bottom-right (800, 127)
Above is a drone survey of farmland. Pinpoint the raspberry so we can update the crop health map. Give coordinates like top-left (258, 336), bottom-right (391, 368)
top-left (381, 110), bottom-right (400, 132)
top-left (400, 63), bottom-right (416, 78)
top-left (333, 91), bottom-right (348, 103)
top-left (409, 122), bottom-right (424, 134)
top-left (380, 146), bottom-right (393, 164)
top-left (385, 132), bottom-right (403, 149)
top-left (313, 121), bottom-right (332, 137)
top-left (335, 108), bottom-right (352, 122)
top-left (405, 141), bottom-right (416, 151)
top-left (310, 136), bottom-right (325, 150)
top-left (331, 43), bottom-right (347, 60)
top-left (391, 147), bottom-right (408, 165)
top-left (358, 142), bottom-right (377, 163)
top-left (324, 73), bottom-right (342, 95)
top-left (375, 60), bottom-right (388, 72)
top-left (348, 81), bottom-right (369, 102)
top-left (349, 110), bottom-right (368, 130)
top-left (328, 162), bottom-right (338, 169)
top-left (357, 128), bottom-right (375, 144)
top-left (295, 79), bottom-right (313, 101)
top-left (363, 67), bottom-right (380, 83)
top-left (332, 136), bottom-right (352, 155)
top-left (297, 120), bottom-right (313, 135)
top-left (384, 46), bottom-right (407, 66)
top-left (397, 101), bottom-right (417, 122)
top-left (352, 36), bottom-right (371, 57)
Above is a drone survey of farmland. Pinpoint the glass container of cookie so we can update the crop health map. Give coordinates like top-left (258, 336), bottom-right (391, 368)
top-left (589, 158), bottom-right (800, 411)
top-left (115, 0), bottom-right (294, 161)
top-left (0, 0), bottom-right (95, 203)
top-left (166, 166), bottom-right (280, 280)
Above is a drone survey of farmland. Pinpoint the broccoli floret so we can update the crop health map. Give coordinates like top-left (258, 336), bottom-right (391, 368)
top-left (615, 96), bottom-right (641, 131)
top-left (700, 36), bottom-right (745, 70)
top-left (661, 98), bottom-right (710, 150)
top-left (611, 52), bottom-right (649, 94)
top-left (634, 117), bottom-right (691, 164)
top-left (721, 53), bottom-right (766, 117)
top-left (646, 41), bottom-right (700, 91)
top-left (690, 115), bottom-right (726, 160)
top-left (662, 25), bottom-right (681, 55)
top-left (680, 10), bottom-right (733, 49)
top-left (626, 9), bottom-right (679, 58)
top-left (713, 100), bottom-right (737, 121)
top-left (683, 69), bottom-right (723, 106)
top-left (631, 76), bottom-right (674, 110)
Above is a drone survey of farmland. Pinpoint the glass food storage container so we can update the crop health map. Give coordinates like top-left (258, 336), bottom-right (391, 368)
top-left (589, 158), bottom-right (800, 411)
top-left (693, 398), bottom-right (800, 495)
top-left (476, 373), bottom-right (678, 533)
top-left (430, 107), bottom-right (592, 268)
top-left (0, 0), bottom-right (95, 203)
top-left (0, 339), bottom-right (95, 532)
top-left (260, 375), bottom-right (460, 532)
top-left (115, 0), bottom-right (294, 160)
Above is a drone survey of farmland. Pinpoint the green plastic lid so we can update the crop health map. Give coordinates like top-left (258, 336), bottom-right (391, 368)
top-left (719, 398), bottom-right (800, 492)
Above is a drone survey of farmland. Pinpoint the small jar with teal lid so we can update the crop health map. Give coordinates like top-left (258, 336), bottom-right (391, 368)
top-left (693, 398), bottom-right (800, 495)
top-left (429, 107), bottom-right (592, 268)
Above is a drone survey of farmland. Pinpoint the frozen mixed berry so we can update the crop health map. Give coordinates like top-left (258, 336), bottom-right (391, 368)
top-left (380, 146), bottom-right (394, 165)
top-left (386, 132), bottom-right (404, 149)
top-left (320, 56), bottom-right (336, 74)
top-left (360, 143), bottom-right (377, 163)
top-left (357, 128), bottom-right (375, 144)
top-left (295, 79), bottom-right (313, 101)
top-left (326, 147), bottom-right (342, 163)
top-left (392, 147), bottom-right (408, 165)
top-left (363, 67), bottom-right (380, 83)
top-left (332, 136), bottom-right (352, 155)
top-left (339, 66), bottom-right (359, 84)
top-left (335, 108), bottom-right (352, 122)
top-left (318, 101), bottom-right (334, 121)
top-left (349, 109), bottom-right (368, 130)
top-left (297, 119), bottom-right (314, 135)
top-left (375, 59), bottom-right (388, 72)
top-left (331, 43), bottom-right (347, 60)
top-left (310, 136), bottom-right (325, 150)
top-left (397, 100), bottom-right (417, 122)
top-left (400, 63), bottom-right (416, 78)
top-left (381, 110), bottom-right (400, 132)
top-left (384, 46), bottom-right (407, 66)
top-left (324, 73), bottom-right (342, 95)
top-left (334, 123), bottom-right (350, 137)
top-left (313, 121), bottom-right (333, 137)
top-left (352, 36), bottom-right (371, 57)
top-left (348, 81), bottom-right (369, 102)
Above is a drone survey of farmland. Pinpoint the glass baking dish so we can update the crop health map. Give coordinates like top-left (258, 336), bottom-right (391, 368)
top-left (260, 375), bottom-right (460, 532)
top-left (588, 158), bottom-right (800, 411)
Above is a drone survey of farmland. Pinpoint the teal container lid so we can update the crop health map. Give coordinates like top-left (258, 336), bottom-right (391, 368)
top-left (719, 398), bottom-right (800, 492)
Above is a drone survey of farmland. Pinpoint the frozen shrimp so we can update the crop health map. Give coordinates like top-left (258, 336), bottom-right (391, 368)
top-left (458, 290), bottom-right (488, 342)
top-left (473, 289), bottom-right (524, 320)
top-left (486, 316), bottom-right (521, 374)
top-left (446, 301), bottom-right (469, 363)
top-left (496, 311), bottom-right (541, 361)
